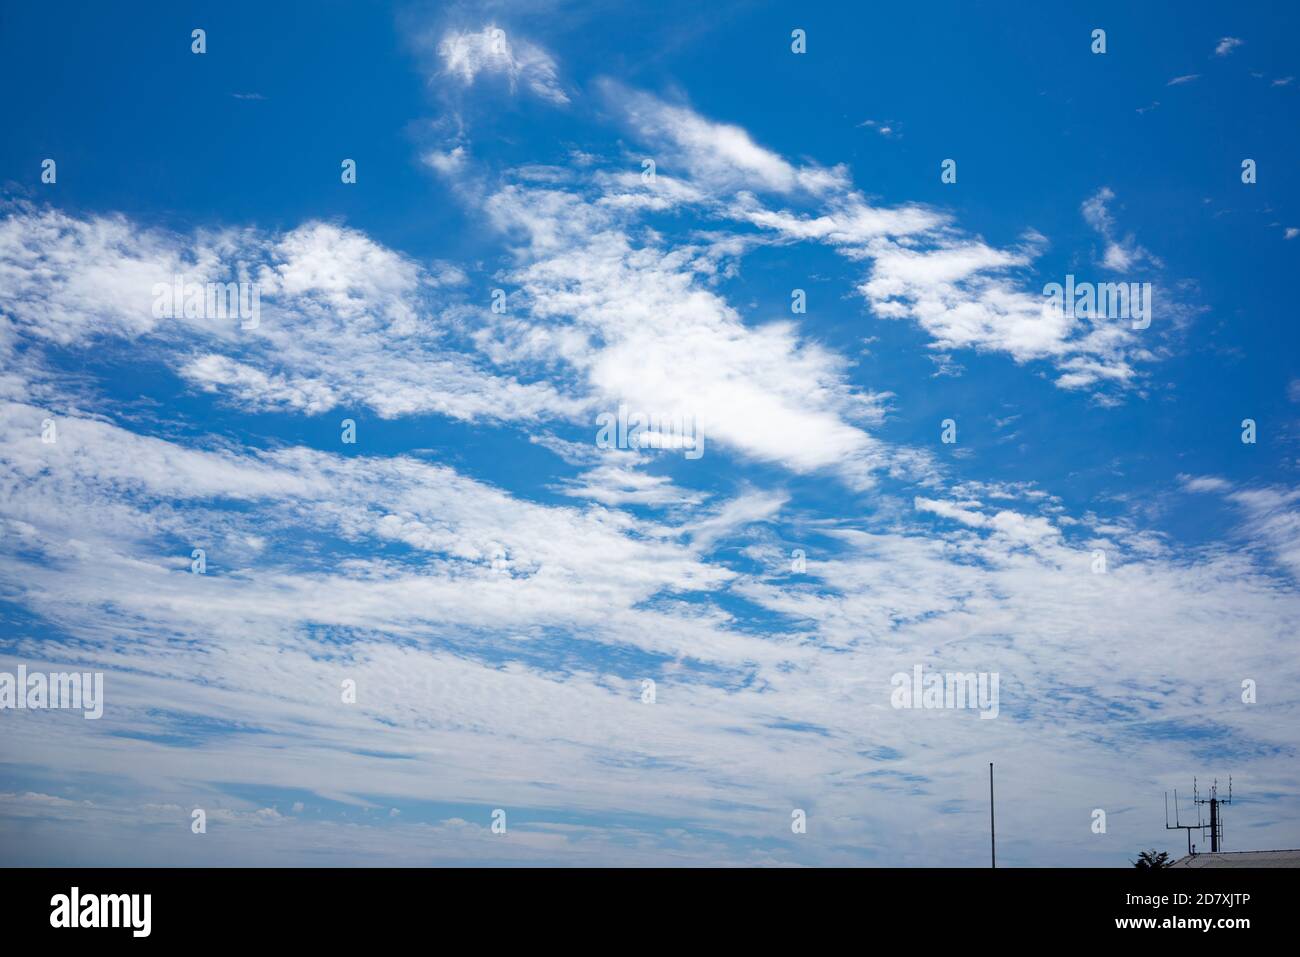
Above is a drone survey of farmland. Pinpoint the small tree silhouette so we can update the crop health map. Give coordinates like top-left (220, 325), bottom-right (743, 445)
top-left (1132, 849), bottom-right (1173, 870)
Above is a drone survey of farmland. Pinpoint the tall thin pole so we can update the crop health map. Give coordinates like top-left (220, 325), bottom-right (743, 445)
top-left (1209, 798), bottom-right (1219, 853)
top-left (989, 762), bottom-right (996, 868)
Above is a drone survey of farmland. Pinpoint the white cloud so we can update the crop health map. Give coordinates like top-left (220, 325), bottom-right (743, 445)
top-left (422, 87), bottom-right (1178, 402)
top-left (557, 456), bottom-right (709, 507)
top-left (1179, 473), bottom-right (1232, 494)
top-left (0, 204), bottom-right (229, 345)
top-left (701, 163), bottom-right (1161, 395)
top-left (6, 394), bottom-right (1300, 863)
top-left (0, 210), bottom-right (583, 425)
top-left (516, 238), bottom-right (894, 482)
top-left (437, 26), bottom-right (568, 105)
top-left (603, 82), bottom-right (847, 196)
top-left (858, 119), bottom-right (900, 138)
top-left (422, 145), bottom-right (468, 175)
top-left (1081, 187), bottom-right (1160, 271)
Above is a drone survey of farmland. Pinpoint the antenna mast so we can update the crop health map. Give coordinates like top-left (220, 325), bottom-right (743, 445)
top-left (1193, 776), bottom-right (1232, 853)
top-left (1164, 786), bottom-right (1201, 856)
top-left (1165, 777), bottom-right (1234, 857)
top-left (989, 762), bottom-right (996, 869)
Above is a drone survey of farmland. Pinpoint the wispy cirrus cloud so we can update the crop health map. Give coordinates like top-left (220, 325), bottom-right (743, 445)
top-left (601, 80), bottom-right (847, 196)
top-left (1214, 36), bottom-right (1244, 57)
top-left (1081, 187), bottom-right (1160, 272)
top-left (585, 87), bottom-right (1171, 397)
top-left (434, 25), bottom-right (568, 105)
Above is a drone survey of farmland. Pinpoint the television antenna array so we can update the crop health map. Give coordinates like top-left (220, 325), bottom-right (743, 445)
top-left (1165, 776), bottom-right (1233, 856)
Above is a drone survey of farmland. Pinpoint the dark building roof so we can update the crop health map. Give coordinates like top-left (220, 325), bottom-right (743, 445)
top-left (1171, 849), bottom-right (1300, 868)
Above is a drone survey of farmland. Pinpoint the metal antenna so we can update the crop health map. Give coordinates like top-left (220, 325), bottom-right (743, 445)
top-left (989, 762), bottom-right (996, 868)
top-left (1193, 776), bottom-right (1233, 853)
top-left (1164, 786), bottom-right (1202, 857)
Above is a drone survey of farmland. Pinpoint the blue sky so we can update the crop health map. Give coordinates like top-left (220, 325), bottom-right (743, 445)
top-left (0, 0), bottom-right (1298, 866)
